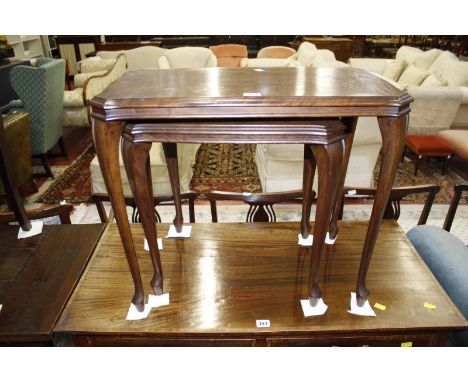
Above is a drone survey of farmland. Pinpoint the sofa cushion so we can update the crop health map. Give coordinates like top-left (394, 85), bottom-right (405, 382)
top-left (420, 73), bottom-right (447, 87)
top-left (395, 46), bottom-right (423, 64)
top-left (428, 50), bottom-right (458, 79)
top-left (443, 60), bottom-right (468, 87)
top-left (296, 41), bottom-right (318, 67)
top-left (241, 58), bottom-right (293, 68)
top-left (308, 49), bottom-right (337, 67)
top-left (124, 46), bottom-right (167, 70)
top-left (412, 48), bottom-right (443, 70)
top-left (382, 60), bottom-right (406, 81)
top-left (398, 64), bottom-right (429, 87)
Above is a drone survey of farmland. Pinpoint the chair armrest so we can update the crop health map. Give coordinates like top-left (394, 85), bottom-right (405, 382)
top-left (78, 58), bottom-right (116, 74)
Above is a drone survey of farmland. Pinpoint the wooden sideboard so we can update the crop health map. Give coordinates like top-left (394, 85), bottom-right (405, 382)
top-left (55, 222), bottom-right (467, 346)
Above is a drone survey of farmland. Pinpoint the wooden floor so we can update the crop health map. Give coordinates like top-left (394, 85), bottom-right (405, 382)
top-left (55, 221), bottom-right (467, 346)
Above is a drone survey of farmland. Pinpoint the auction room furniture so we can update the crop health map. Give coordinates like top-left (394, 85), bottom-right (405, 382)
top-left (340, 185), bottom-right (440, 224)
top-left (257, 46), bottom-right (296, 59)
top-left (55, 221), bottom-right (467, 346)
top-left (0, 110), bottom-right (35, 197)
top-left (207, 190), bottom-right (304, 223)
top-left (9, 58), bottom-right (66, 178)
top-left (209, 44), bottom-right (248, 67)
top-left (443, 184), bottom-right (468, 232)
top-left (0, 223), bottom-right (105, 345)
top-left (0, 60), bottom-right (31, 107)
top-left (408, 224), bottom-right (468, 346)
top-left (90, 67), bottom-right (412, 313)
top-left (63, 54), bottom-right (127, 127)
top-left (158, 47), bottom-right (217, 69)
top-left (290, 37), bottom-right (353, 62)
top-left (404, 135), bottom-right (453, 175)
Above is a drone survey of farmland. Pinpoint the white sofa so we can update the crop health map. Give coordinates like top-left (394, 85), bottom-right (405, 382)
top-left (348, 46), bottom-right (468, 134)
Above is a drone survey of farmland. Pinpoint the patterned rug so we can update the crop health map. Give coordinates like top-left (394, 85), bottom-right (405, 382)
top-left (35, 144), bottom-right (95, 204)
top-left (189, 144), bottom-right (262, 197)
top-left (35, 143), bottom-right (466, 205)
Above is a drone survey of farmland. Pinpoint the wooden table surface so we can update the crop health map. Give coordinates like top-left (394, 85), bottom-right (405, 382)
top-left (0, 224), bottom-right (106, 344)
top-left (55, 221), bottom-right (467, 346)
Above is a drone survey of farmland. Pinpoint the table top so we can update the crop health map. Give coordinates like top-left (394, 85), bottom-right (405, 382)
top-left (0, 224), bottom-right (106, 343)
top-left (90, 67), bottom-right (412, 121)
top-left (55, 221), bottom-right (466, 337)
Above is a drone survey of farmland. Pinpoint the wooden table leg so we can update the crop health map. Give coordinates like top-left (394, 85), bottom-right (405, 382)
top-left (122, 139), bottom-right (163, 295)
top-left (356, 115), bottom-right (407, 306)
top-left (301, 143), bottom-right (317, 238)
top-left (92, 120), bottom-right (145, 311)
top-left (328, 117), bottom-right (358, 240)
top-left (308, 140), bottom-right (344, 306)
top-left (162, 143), bottom-right (183, 233)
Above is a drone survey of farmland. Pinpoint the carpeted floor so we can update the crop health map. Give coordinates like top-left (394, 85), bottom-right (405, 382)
top-left (34, 142), bottom-right (466, 205)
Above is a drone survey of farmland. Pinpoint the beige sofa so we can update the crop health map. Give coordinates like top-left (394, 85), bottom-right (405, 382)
top-left (348, 46), bottom-right (468, 134)
top-left (250, 42), bottom-right (384, 191)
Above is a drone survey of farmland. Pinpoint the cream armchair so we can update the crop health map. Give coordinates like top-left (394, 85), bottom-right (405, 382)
top-left (158, 47), bottom-right (217, 68)
top-left (63, 54), bottom-right (127, 127)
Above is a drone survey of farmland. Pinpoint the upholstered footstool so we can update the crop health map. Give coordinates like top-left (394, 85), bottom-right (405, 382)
top-left (405, 135), bottom-right (454, 176)
top-left (407, 225), bottom-right (468, 346)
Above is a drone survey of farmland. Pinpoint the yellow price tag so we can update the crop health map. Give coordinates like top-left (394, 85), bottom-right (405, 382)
top-left (424, 302), bottom-right (437, 310)
top-left (401, 342), bottom-right (412, 347)
top-left (374, 303), bottom-right (386, 311)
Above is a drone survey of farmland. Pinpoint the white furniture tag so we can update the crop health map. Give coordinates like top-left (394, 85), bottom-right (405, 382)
top-left (144, 238), bottom-right (163, 251)
top-left (298, 232), bottom-right (336, 246)
top-left (18, 221), bottom-right (43, 239)
top-left (243, 92), bottom-right (262, 97)
top-left (347, 292), bottom-right (376, 317)
top-left (300, 298), bottom-right (328, 316)
top-left (166, 225), bottom-right (192, 238)
top-left (256, 319), bottom-right (270, 328)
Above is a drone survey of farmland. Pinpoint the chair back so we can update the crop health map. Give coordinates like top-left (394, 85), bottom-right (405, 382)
top-left (257, 46), bottom-right (296, 59)
top-left (10, 58), bottom-right (65, 155)
top-left (207, 190), bottom-right (304, 223)
top-left (210, 44), bottom-right (248, 67)
top-left (341, 185), bottom-right (440, 225)
top-left (158, 47), bottom-right (217, 69)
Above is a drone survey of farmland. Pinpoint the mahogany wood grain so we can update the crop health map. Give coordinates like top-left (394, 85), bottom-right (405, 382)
top-left (0, 224), bottom-right (105, 344)
top-left (55, 222), bottom-right (467, 346)
top-left (355, 115), bottom-right (408, 306)
top-left (308, 141), bottom-right (344, 305)
top-left (90, 67), bottom-right (412, 310)
top-left (162, 143), bottom-right (183, 232)
top-left (122, 139), bottom-right (163, 295)
top-left (92, 119), bottom-right (145, 311)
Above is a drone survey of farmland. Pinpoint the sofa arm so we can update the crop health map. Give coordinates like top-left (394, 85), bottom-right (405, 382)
top-left (78, 58), bottom-right (116, 74)
top-left (405, 86), bottom-right (463, 135)
top-left (83, 54), bottom-right (127, 103)
top-left (348, 58), bottom-right (393, 74)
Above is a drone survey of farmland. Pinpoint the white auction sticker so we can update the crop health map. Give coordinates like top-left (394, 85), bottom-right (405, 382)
top-left (256, 319), bottom-right (270, 328)
top-left (243, 92), bottom-right (262, 97)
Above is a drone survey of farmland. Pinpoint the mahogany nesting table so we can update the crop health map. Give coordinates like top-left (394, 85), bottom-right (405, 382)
top-left (89, 67), bottom-right (412, 311)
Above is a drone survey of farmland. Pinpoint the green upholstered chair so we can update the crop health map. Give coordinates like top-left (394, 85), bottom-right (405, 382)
top-left (9, 58), bottom-right (66, 178)
top-left (0, 110), bottom-right (35, 197)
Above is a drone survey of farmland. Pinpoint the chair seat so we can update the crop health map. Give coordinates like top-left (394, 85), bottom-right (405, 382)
top-left (90, 142), bottom-right (199, 197)
top-left (406, 135), bottom-right (453, 157)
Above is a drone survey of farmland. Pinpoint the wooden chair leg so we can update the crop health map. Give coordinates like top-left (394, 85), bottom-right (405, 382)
top-left (93, 197), bottom-right (109, 223)
top-left (414, 155), bottom-right (422, 176)
top-left (39, 153), bottom-right (54, 178)
top-left (58, 136), bottom-right (69, 159)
